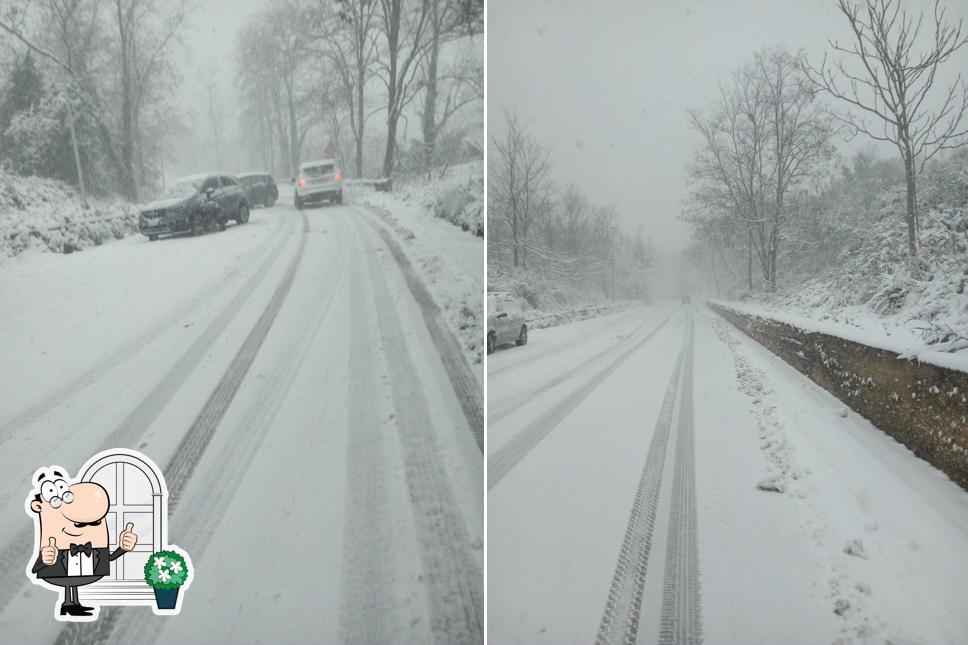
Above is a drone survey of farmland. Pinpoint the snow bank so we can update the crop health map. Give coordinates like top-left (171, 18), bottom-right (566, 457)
top-left (732, 195), bottom-right (968, 364)
top-left (488, 264), bottom-right (645, 329)
top-left (356, 161), bottom-right (483, 236)
top-left (352, 171), bottom-right (485, 380)
top-left (711, 302), bottom-right (968, 491)
top-left (0, 169), bottom-right (137, 258)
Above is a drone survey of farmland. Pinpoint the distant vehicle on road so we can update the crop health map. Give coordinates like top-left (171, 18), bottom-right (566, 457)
top-left (487, 292), bottom-right (528, 355)
top-left (139, 174), bottom-right (250, 241)
top-left (294, 159), bottom-right (343, 209)
top-left (238, 172), bottom-right (278, 207)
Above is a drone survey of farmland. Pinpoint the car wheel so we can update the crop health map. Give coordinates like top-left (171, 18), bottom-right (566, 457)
top-left (266, 196), bottom-right (275, 208)
top-left (237, 204), bottom-right (250, 224)
top-left (516, 325), bottom-right (528, 346)
top-left (148, 235), bottom-right (158, 242)
top-left (487, 333), bottom-right (495, 355)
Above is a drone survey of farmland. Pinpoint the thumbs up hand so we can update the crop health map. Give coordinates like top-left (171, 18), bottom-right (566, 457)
top-left (119, 523), bottom-right (137, 551)
top-left (41, 537), bottom-right (58, 565)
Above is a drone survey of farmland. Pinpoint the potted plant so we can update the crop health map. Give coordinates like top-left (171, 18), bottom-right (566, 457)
top-left (144, 549), bottom-right (189, 611)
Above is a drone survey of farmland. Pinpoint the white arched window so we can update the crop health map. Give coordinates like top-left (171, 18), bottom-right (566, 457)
top-left (78, 452), bottom-right (164, 604)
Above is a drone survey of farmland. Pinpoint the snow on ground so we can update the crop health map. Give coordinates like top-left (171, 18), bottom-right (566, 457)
top-left (0, 198), bottom-right (483, 642)
top-left (0, 169), bottom-right (137, 258)
top-left (720, 198), bottom-right (968, 370)
top-left (488, 302), bottom-right (968, 643)
top-left (354, 171), bottom-right (485, 380)
top-left (715, 298), bottom-right (968, 374)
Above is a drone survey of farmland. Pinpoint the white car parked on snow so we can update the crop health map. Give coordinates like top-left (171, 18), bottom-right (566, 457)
top-left (487, 292), bottom-right (528, 355)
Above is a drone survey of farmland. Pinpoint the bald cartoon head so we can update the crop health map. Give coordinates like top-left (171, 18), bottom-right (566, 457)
top-left (28, 467), bottom-right (112, 551)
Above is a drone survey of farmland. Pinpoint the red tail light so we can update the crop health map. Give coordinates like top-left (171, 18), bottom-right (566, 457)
top-left (298, 177), bottom-right (306, 186)
top-left (333, 171), bottom-right (342, 182)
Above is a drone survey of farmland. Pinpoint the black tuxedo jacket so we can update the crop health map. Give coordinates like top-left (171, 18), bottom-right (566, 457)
top-left (32, 546), bottom-right (125, 579)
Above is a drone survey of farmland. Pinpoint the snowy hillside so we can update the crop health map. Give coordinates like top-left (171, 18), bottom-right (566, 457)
top-left (364, 160), bottom-right (483, 236)
top-left (0, 169), bottom-right (136, 259)
top-left (725, 198), bottom-right (968, 363)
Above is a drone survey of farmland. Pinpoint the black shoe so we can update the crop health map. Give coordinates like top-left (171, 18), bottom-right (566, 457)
top-left (60, 603), bottom-right (93, 616)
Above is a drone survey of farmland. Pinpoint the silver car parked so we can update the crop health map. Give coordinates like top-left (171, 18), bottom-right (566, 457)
top-left (487, 292), bottom-right (528, 355)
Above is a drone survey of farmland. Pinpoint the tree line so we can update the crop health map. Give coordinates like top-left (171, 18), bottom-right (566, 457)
top-left (234, 0), bottom-right (482, 182)
top-left (488, 112), bottom-right (653, 303)
top-left (683, 0), bottom-right (968, 296)
top-left (0, 0), bottom-right (483, 206)
top-left (1, 0), bottom-right (191, 203)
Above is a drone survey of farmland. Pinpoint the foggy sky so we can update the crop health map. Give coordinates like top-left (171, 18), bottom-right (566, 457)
top-left (487, 0), bottom-right (968, 254)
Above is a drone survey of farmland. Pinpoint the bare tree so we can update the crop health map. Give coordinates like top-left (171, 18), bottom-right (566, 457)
top-left (0, 1), bottom-right (91, 202)
top-left (489, 112), bottom-right (552, 268)
top-left (376, 0), bottom-right (431, 178)
top-left (202, 70), bottom-right (224, 169)
top-left (805, 0), bottom-right (968, 258)
top-left (687, 48), bottom-right (834, 291)
top-left (418, 0), bottom-right (482, 172)
top-left (111, 0), bottom-right (190, 200)
top-left (316, 0), bottom-right (380, 178)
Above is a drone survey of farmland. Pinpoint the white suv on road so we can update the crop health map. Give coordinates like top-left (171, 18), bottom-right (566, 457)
top-left (294, 159), bottom-right (343, 209)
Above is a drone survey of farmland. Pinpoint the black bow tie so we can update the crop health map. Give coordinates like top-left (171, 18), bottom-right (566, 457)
top-left (69, 542), bottom-right (92, 556)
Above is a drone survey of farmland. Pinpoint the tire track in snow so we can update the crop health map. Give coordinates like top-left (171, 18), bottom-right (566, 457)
top-left (0, 214), bottom-right (296, 616)
top-left (348, 212), bottom-right (483, 643)
top-left (339, 217), bottom-right (396, 644)
top-left (55, 211), bottom-right (325, 645)
top-left (595, 346), bottom-right (685, 645)
top-left (356, 207), bottom-right (484, 452)
top-left (487, 310), bottom-right (677, 490)
top-left (489, 308), bottom-right (666, 425)
top-left (659, 310), bottom-right (703, 645)
top-left (0, 213), bottom-right (289, 444)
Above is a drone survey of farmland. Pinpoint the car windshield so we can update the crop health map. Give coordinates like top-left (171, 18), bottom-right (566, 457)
top-left (303, 164), bottom-right (334, 177)
top-left (157, 180), bottom-right (199, 199)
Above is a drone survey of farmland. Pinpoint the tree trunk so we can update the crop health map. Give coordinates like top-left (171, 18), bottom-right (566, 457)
top-left (287, 82), bottom-right (299, 173)
top-left (747, 228), bottom-right (753, 292)
top-left (512, 229), bottom-right (519, 267)
top-left (382, 107), bottom-right (398, 178)
top-left (355, 58), bottom-right (365, 178)
top-left (65, 98), bottom-right (87, 205)
top-left (421, 2), bottom-right (440, 173)
top-left (903, 151), bottom-right (920, 258)
top-left (117, 1), bottom-right (137, 201)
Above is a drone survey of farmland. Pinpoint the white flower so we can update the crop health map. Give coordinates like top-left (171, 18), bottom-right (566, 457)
top-left (153, 556), bottom-right (166, 569)
top-left (170, 561), bottom-right (183, 574)
top-left (158, 569), bottom-right (171, 583)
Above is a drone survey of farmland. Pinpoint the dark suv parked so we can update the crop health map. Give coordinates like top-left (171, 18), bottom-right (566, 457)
top-left (238, 172), bottom-right (278, 207)
top-left (139, 174), bottom-right (250, 240)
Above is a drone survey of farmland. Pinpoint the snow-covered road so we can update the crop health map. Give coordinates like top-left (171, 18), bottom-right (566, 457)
top-left (0, 200), bottom-right (483, 643)
top-left (487, 303), bottom-right (968, 644)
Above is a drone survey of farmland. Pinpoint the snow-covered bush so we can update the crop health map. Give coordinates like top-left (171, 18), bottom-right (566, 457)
top-left (377, 160), bottom-right (483, 236)
top-left (0, 168), bottom-right (137, 258)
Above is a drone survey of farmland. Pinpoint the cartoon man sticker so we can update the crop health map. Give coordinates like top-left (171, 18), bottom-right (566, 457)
top-left (27, 466), bottom-right (138, 619)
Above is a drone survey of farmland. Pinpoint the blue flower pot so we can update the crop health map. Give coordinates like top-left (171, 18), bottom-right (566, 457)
top-left (153, 587), bottom-right (179, 610)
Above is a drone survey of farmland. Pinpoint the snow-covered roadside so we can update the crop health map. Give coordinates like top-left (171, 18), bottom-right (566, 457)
top-left (714, 299), bottom-right (968, 373)
top-left (696, 307), bottom-right (968, 643)
top-left (0, 169), bottom-right (138, 258)
top-left (526, 299), bottom-right (642, 329)
top-left (352, 178), bottom-right (484, 381)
